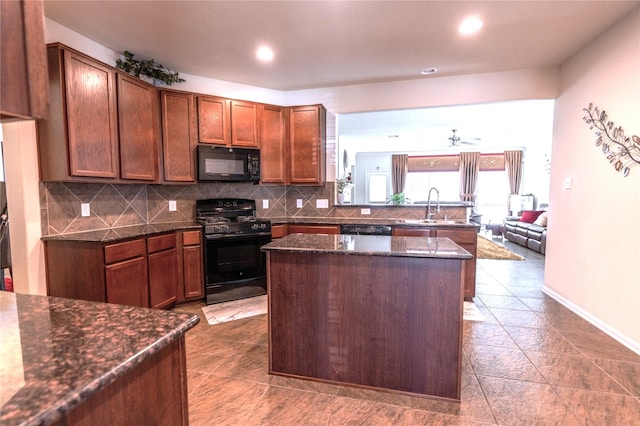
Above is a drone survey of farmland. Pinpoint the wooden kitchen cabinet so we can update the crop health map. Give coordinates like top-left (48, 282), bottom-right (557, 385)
top-left (45, 231), bottom-right (189, 309)
top-left (39, 43), bottom-right (163, 183)
top-left (147, 233), bottom-right (178, 309)
top-left (197, 95), bottom-right (229, 145)
top-left (393, 225), bottom-right (478, 300)
top-left (0, 0), bottom-right (48, 121)
top-left (104, 239), bottom-right (149, 307)
top-left (287, 224), bottom-right (339, 235)
top-left (289, 105), bottom-right (326, 185)
top-left (116, 73), bottom-right (160, 181)
top-left (39, 44), bottom-right (119, 181)
top-left (259, 104), bottom-right (288, 183)
top-left (177, 230), bottom-right (204, 301)
top-left (270, 224), bottom-right (287, 239)
top-left (160, 90), bottom-right (197, 182)
top-left (230, 99), bottom-right (259, 147)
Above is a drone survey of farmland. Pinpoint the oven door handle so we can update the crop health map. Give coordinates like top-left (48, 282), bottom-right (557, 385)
top-left (204, 232), bottom-right (272, 240)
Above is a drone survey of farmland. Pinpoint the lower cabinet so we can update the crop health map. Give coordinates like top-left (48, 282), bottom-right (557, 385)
top-left (177, 230), bottom-right (204, 302)
top-left (287, 224), bottom-right (340, 234)
top-left (104, 239), bottom-right (149, 307)
top-left (147, 233), bottom-right (178, 309)
top-left (45, 229), bottom-right (204, 309)
top-left (393, 226), bottom-right (477, 300)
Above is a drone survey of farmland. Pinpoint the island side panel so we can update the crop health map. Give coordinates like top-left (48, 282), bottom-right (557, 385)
top-left (267, 251), bottom-right (463, 400)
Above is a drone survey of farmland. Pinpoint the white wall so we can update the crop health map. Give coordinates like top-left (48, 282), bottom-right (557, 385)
top-left (546, 8), bottom-right (640, 351)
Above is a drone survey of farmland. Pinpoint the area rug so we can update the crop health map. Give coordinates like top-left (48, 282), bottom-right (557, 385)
top-left (202, 295), bottom-right (267, 325)
top-left (203, 295), bottom-right (485, 324)
top-left (463, 301), bottom-right (486, 322)
top-left (476, 235), bottom-right (524, 260)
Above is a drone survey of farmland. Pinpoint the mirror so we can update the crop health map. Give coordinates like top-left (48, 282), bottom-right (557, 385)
top-left (337, 99), bottom-right (555, 206)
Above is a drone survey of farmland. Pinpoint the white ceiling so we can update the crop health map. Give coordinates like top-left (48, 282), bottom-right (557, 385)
top-left (43, 1), bottom-right (638, 91)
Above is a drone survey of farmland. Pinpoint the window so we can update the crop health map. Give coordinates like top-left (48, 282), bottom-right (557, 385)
top-left (475, 170), bottom-right (508, 224)
top-left (404, 171), bottom-right (459, 203)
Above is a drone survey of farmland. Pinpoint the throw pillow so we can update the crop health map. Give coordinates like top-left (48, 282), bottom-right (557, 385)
top-left (533, 211), bottom-right (548, 227)
top-left (520, 210), bottom-right (544, 223)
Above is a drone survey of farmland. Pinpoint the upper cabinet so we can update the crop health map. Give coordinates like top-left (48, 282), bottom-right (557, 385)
top-left (197, 95), bottom-right (228, 145)
top-left (38, 44), bottom-right (160, 183)
top-left (197, 96), bottom-right (259, 147)
top-left (230, 100), bottom-right (259, 147)
top-left (259, 104), bottom-right (288, 184)
top-left (289, 105), bottom-right (326, 185)
top-left (161, 90), bottom-right (197, 182)
top-left (116, 73), bottom-right (160, 181)
top-left (0, 0), bottom-right (48, 121)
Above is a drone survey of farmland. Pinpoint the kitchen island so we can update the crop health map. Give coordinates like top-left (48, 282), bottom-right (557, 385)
top-left (0, 291), bottom-right (199, 426)
top-left (262, 233), bottom-right (472, 401)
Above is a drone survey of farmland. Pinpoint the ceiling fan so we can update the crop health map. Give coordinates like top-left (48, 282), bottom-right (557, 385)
top-left (448, 129), bottom-right (481, 147)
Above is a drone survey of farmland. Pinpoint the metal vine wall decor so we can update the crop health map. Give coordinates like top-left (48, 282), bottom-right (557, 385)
top-left (582, 103), bottom-right (640, 177)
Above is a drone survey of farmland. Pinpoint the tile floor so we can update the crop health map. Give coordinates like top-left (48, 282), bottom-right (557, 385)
top-left (175, 240), bottom-right (640, 425)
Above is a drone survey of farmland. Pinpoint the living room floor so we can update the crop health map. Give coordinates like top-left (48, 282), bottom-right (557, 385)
top-left (175, 240), bottom-right (640, 425)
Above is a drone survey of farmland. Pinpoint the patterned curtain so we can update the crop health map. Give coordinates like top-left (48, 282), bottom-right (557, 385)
top-left (391, 154), bottom-right (408, 194)
top-left (504, 150), bottom-right (523, 195)
top-left (459, 152), bottom-right (480, 207)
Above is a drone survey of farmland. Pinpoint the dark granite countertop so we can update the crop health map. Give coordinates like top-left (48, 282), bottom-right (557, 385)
top-left (0, 291), bottom-right (199, 426)
top-left (262, 233), bottom-right (472, 259)
top-left (269, 217), bottom-right (478, 228)
top-left (41, 222), bottom-right (202, 243)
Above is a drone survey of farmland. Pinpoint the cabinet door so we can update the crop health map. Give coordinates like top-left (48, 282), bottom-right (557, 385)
top-left (148, 247), bottom-right (178, 309)
top-left (182, 245), bottom-right (204, 299)
top-left (161, 90), bottom-right (197, 182)
top-left (0, 0), bottom-right (48, 121)
top-left (230, 100), bottom-right (258, 147)
top-left (117, 73), bottom-right (159, 181)
top-left (260, 104), bottom-right (288, 183)
top-left (105, 256), bottom-right (149, 307)
top-left (289, 105), bottom-right (326, 184)
top-left (64, 49), bottom-right (119, 178)
top-left (197, 95), bottom-right (228, 145)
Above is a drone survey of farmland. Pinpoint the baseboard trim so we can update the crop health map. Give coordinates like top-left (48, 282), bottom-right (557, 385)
top-left (542, 285), bottom-right (640, 356)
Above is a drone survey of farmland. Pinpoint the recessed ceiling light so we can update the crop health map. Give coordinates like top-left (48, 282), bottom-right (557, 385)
top-left (420, 67), bottom-right (438, 75)
top-left (256, 46), bottom-right (274, 62)
top-left (458, 16), bottom-right (484, 35)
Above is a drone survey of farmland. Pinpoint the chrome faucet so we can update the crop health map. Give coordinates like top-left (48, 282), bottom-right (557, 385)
top-left (426, 187), bottom-right (440, 220)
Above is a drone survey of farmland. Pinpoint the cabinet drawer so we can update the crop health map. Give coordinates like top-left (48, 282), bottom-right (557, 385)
top-left (271, 224), bottom-right (287, 239)
top-left (435, 229), bottom-right (477, 244)
top-left (104, 239), bottom-right (146, 264)
top-left (182, 230), bottom-right (201, 246)
top-left (147, 233), bottom-right (177, 253)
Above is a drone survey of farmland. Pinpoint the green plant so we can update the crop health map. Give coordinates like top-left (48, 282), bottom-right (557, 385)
top-left (115, 51), bottom-right (185, 85)
top-left (388, 192), bottom-right (407, 205)
top-left (336, 177), bottom-right (348, 194)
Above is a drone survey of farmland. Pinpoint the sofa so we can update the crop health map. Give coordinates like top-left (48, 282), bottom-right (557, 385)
top-left (503, 210), bottom-right (548, 255)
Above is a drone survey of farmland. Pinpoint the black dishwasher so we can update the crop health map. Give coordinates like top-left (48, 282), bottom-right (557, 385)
top-left (339, 224), bottom-right (393, 235)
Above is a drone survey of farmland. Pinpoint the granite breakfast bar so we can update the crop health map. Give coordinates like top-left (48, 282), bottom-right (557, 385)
top-left (262, 233), bottom-right (472, 401)
top-left (0, 291), bottom-right (199, 426)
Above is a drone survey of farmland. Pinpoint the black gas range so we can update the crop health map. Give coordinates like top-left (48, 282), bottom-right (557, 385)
top-left (196, 199), bottom-right (271, 305)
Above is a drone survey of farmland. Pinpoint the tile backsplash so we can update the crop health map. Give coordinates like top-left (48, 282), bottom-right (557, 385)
top-left (40, 181), bottom-right (334, 236)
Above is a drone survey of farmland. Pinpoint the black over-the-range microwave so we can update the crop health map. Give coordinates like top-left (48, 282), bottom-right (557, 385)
top-left (197, 144), bottom-right (260, 182)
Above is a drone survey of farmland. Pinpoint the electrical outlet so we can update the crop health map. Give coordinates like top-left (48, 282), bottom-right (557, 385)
top-left (296, 199), bottom-right (303, 208)
top-left (263, 199), bottom-right (269, 209)
top-left (361, 208), bottom-right (371, 215)
top-left (316, 199), bottom-right (329, 208)
top-left (168, 200), bottom-right (177, 211)
top-left (81, 203), bottom-right (90, 217)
